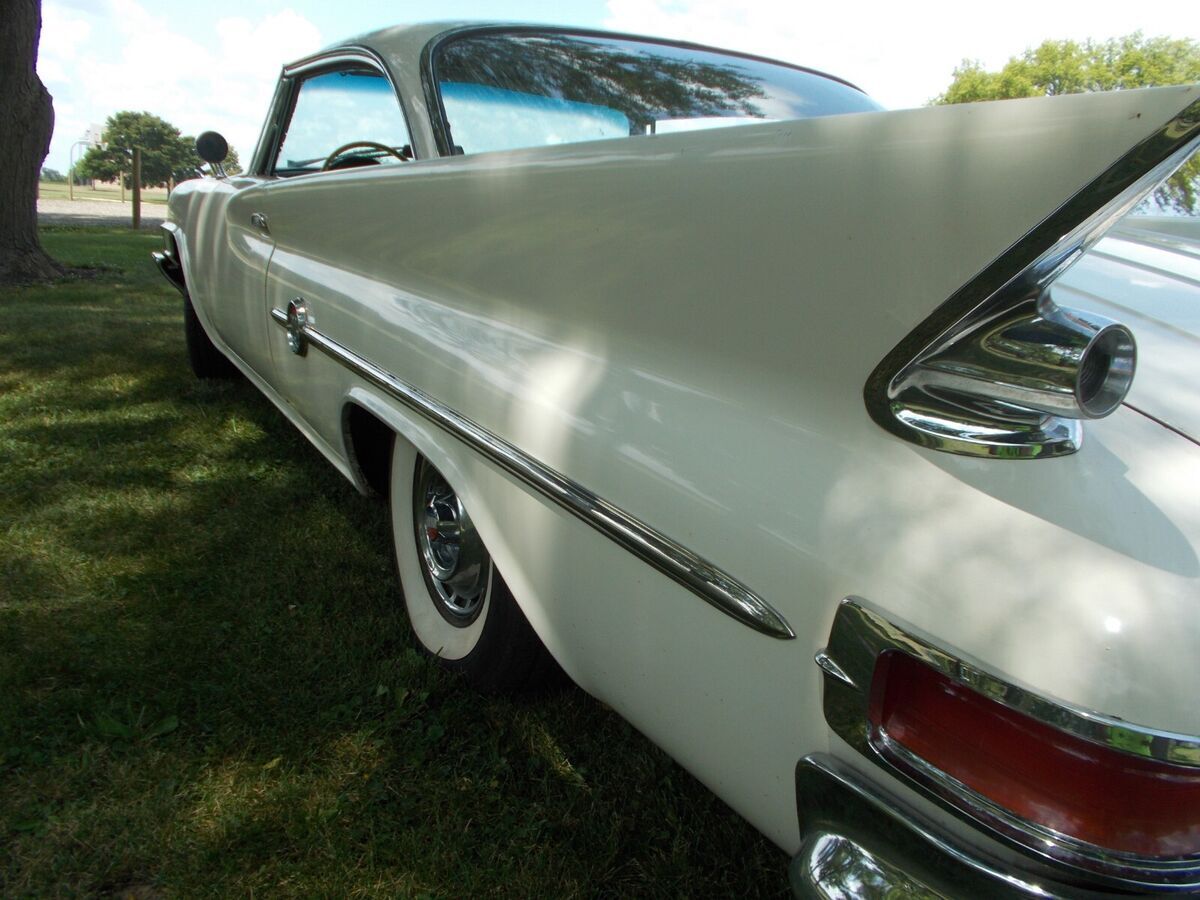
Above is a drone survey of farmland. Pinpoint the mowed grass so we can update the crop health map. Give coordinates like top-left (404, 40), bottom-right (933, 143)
top-left (38, 181), bottom-right (168, 205)
top-left (0, 229), bottom-right (787, 897)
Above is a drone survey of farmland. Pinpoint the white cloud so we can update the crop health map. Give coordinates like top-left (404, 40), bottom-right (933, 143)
top-left (35, 0), bottom-right (1200, 174)
top-left (39, 0), bottom-right (322, 172)
top-left (38, 2), bottom-right (90, 83)
top-left (603, 0), bottom-right (1200, 110)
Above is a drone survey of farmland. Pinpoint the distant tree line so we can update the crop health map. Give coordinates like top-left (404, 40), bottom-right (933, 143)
top-left (76, 111), bottom-right (241, 190)
top-left (40, 167), bottom-right (90, 185)
top-left (935, 33), bottom-right (1200, 213)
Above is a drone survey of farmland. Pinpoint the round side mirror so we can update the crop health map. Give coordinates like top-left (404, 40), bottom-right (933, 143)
top-left (196, 131), bottom-right (229, 165)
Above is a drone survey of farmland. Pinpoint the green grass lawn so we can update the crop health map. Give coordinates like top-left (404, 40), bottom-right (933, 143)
top-left (38, 181), bottom-right (169, 205)
top-left (0, 229), bottom-right (787, 897)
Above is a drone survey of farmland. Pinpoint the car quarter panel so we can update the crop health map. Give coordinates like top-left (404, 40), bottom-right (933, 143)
top-left (168, 175), bottom-right (277, 376)
top-left (240, 86), bottom-right (1200, 852)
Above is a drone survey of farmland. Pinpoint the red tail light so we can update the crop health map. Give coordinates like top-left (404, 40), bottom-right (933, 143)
top-left (869, 650), bottom-right (1200, 858)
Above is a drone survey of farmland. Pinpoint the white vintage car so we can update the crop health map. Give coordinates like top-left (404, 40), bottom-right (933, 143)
top-left (153, 22), bottom-right (1200, 898)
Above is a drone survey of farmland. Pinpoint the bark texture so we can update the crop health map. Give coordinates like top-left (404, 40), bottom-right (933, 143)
top-left (0, 0), bottom-right (62, 283)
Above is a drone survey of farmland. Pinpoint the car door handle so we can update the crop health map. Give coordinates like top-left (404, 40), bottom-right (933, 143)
top-left (250, 212), bottom-right (270, 234)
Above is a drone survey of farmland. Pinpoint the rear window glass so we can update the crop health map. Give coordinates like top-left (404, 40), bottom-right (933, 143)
top-left (434, 30), bottom-right (882, 156)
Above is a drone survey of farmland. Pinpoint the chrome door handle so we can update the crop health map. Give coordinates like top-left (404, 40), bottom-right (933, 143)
top-left (250, 212), bottom-right (270, 234)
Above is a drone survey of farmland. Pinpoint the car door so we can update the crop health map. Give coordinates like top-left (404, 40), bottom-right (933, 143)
top-left (251, 55), bottom-right (416, 450)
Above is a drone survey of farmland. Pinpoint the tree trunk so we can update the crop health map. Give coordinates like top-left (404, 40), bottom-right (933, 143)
top-left (0, 0), bottom-right (63, 283)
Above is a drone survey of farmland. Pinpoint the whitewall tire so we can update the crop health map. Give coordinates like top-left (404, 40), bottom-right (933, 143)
top-left (389, 439), bottom-right (559, 692)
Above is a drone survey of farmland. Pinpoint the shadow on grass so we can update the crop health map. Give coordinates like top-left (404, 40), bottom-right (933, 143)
top-left (0, 230), bottom-right (787, 897)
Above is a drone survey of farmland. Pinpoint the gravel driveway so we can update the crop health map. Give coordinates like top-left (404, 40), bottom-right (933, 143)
top-left (38, 197), bottom-right (165, 228)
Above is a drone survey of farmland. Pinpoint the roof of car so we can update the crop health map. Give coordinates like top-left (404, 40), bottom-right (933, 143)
top-left (307, 21), bottom-right (866, 96)
top-left (324, 21), bottom-right (476, 57)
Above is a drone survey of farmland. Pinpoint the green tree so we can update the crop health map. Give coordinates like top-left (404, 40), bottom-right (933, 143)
top-left (40, 167), bottom-right (65, 183)
top-left (935, 34), bottom-right (1200, 213)
top-left (79, 111), bottom-right (199, 189)
top-left (222, 145), bottom-right (242, 176)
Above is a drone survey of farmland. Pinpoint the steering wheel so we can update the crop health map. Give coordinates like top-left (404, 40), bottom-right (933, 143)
top-left (321, 140), bottom-right (409, 171)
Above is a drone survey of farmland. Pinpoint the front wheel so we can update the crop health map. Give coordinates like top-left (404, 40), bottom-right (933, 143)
top-left (390, 444), bottom-right (558, 693)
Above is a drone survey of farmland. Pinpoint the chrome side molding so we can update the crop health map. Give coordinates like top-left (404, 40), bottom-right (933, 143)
top-left (865, 98), bottom-right (1200, 459)
top-left (270, 307), bottom-right (796, 639)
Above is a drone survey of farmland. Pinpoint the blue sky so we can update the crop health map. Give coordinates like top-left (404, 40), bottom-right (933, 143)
top-left (39, 0), bottom-right (1199, 173)
top-left (267, 1), bottom-right (610, 40)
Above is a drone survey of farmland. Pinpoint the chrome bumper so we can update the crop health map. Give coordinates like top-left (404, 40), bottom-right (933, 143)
top-left (791, 755), bottom-right (1124, 899)
top-left (151, 249), bottom-right (186, 296)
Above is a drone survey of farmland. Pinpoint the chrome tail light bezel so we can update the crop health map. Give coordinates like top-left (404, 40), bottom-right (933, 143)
top-left (865, 98), bottom-right (1200, 459)
top-left (817, 598), bottom-right (1200, 891)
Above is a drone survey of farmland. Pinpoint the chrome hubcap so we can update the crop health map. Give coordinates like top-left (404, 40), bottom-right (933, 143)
top-left (413, 460), bottom-right (489, 624)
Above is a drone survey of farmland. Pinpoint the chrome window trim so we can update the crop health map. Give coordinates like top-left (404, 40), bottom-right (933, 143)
top-left (270, 307), bottom-right (796, 639)
top-left (818, 597), bottom-right (1200, 888)
top-left (282, 48), bottom-right (393, 80)
top-left (864, 98), bottom-right (1200, 459)
top-left (260, 47), bottom-right (418, 177)
top-left (249, 73), bottom-right (291, 176)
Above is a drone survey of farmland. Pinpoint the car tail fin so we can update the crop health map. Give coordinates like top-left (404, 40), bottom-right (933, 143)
top-left (863, 85), bottom-right (1200, 459)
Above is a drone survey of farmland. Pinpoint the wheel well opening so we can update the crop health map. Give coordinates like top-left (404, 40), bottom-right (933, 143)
top-left (343, 403), bottom-right (394, 497)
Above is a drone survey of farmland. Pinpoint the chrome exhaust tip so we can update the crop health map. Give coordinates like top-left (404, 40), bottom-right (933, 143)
top-left (909, 299), bottom-right (1137, 422)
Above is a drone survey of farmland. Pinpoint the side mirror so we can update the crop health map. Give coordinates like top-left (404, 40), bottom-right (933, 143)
top-left (196, 131), bottom-right (229, 165)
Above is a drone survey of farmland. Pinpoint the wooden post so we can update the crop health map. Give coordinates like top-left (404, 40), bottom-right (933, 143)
top-left (131, 148), bottom-right (141, 230)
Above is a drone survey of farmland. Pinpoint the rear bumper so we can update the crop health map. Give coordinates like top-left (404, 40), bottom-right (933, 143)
top-left (790, 754), bottom-right (1162, 899)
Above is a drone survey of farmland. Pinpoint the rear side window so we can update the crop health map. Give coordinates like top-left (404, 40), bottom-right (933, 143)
top-left (274, 68), bottom-right (412, 176)
top-left (433, 30), bottom-right (881, 156)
